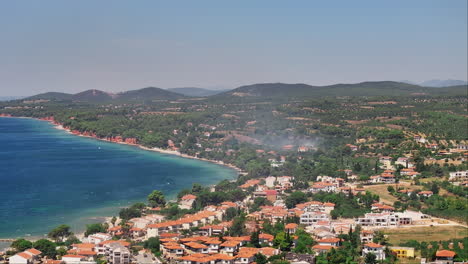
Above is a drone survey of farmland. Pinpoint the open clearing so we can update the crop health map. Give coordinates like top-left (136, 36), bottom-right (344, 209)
top-left (382, 225), bottom-right (468, 245)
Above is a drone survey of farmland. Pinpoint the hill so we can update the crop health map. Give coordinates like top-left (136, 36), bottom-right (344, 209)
top-left (72, 89), bottom-right (114, 102)
top-left (117, 87), bottom-right (185, 101)
top-left (167, 87), bottom-right (228, 97)
top-left (419, 79), bottom-right (468, 87)
top-left (25, 92), bottom-right (73, 101)
top-left (216, 81), bottom-right (467, 99)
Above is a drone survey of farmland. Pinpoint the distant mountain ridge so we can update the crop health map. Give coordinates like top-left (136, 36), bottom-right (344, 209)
top-left (401, 79), bottom-right (468, 87)
top-left (215, 81), bottom-right (467, 98)
top-left (167, 87), bottom-right (228, 97)
top-left (24, 81), bottom-right (467, 103)
top-left (25, 87), bottom-right (185, 102)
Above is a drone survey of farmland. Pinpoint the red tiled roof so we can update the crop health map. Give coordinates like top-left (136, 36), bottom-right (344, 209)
top-left (285, 223), bottom-right (298, 229)
top-left (62, 255), bottom-right (85, 259)
top-left (312, 245), bottom-right (335, 250)
top-left (436, 250), bottom-right (456, 258)
top-left (17, 252), bottom-right (33, 259)
top-left (318, 238), bottom-right (341, 243)
top-left (364, 243), bottom-right (383, 248)
top-left (25, 248), bottom-right (42, 255)
top-left (181, 194), bottom-right (197, 200)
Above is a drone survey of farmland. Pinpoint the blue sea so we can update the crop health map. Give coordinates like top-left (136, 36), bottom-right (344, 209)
top-left (0, 117), bottom-right (237, 238)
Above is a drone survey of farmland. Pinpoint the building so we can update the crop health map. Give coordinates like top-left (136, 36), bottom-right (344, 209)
top-left (435, 250), bottom-right (456, 263)
top-left (309, 182), bottom-right (337, 193)
top-left (106, 243), bottom-right (131, 264)
top-left (9, 253), bottom-right (33, 264)
top-left (356, 212), bottom-right (408, 227)
top-left (300, 211), bottom-right (329, 226)
top-left (418, 191), bottom-right (433, 198)
top-left (317, 238), bottom-right (341, 247)
top-left (449, 171), bottom-right (468, 182)
top-left (395, 157), bottom-right (414, 168)
top-left (179, 194), bottom-right (197, 210)
top-left (362, 243), bottom-right (385, 260)
top-left (389, 247), bottom-right (415, 258)
top-left (87, 233), bottom-right (112, 244)
top-left (379, 156), bottom-right (393, 170)
top-left (360, 230), bottom-right (374, 243)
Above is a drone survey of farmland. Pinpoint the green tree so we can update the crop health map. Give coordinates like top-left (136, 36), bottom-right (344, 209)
top-left (64, 236), bottom-right (81, 247)
top-left (372, 231), bottom-right (388, 245)
top-left (364, 252), bottom-right (377, 264)
top-left (33, 239), bottom-right (57, 258)
top-left (285, 191), bottom-right (307, 209)
top-left (250, 231), bottom-right (261, 248)
top-left (254, 253), bottom-right (268, 264)
top-left (224, 207), bottom-right (238, 221)
top-left (144, 237), bottom-right (160, 254)
top-left (85, 223), bottom-right (107, 236)
top-left (273, 231), bottom-right (292, 251)
top-left (293, 229), bottom-right (314, 253)
top-left (230, 214), bottom-right (246, 236)
top-left (111, 216), bottom-right (117, 226)
top-left (11, 239), bottom-right (32, 252)
top-left (147, 190), bottom-right (166, 208)
top-left (119, 207), bottom-right (141, 220)
top-left (48, 225), bottom-right (73, 242)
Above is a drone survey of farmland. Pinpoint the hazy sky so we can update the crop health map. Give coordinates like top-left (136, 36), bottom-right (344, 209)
top-left (0, 1), bottom-right (467, 96)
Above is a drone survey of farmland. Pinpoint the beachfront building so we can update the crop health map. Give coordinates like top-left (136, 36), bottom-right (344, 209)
top-left (179, 194), bottom-right (197, 210)
top-left (87, 233), bottom-right (112, 244)
top-left (9, 253), bottom-right (33, 264)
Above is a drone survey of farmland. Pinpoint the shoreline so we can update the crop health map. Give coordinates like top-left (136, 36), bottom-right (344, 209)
top-left (0, 116), bottom-right (242, 241)
top-left (54, 123), bottom-right (243, 174)
top-left (0, 116), bottom-right (242, 174)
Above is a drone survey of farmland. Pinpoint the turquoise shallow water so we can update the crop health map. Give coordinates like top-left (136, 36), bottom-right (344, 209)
top-left (0, 117), bottom-right (236, 238)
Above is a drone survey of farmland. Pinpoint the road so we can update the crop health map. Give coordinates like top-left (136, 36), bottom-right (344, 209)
top-left (134, 252), bottom-right (161, 264)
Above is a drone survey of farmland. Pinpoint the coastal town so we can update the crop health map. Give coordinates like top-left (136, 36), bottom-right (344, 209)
top-left (0, 89), bottom-right (467, 264)
top-left (1, 1), bottom-right (467, 263)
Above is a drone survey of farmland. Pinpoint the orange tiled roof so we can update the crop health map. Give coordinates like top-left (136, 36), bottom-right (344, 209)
top-left (184, 242), bottom-right (208, 249)
top-left (259, 233), bottom-right (274, 241)
top-left (181, 194), bottom-right (197, 200)
top-left (312, 245), bottom-right (335, 250)
top-left (62, 255), bottom-right (85, 259)
top-left (25, 248), bottom-right (42, 255)
top-left (364, 242), bottom-right (383, 248)
top-left (17, 252), bottom-right (33, 259)
top-left (72, 243), bottom-right (95, 249)
top-left (436, 250), bottom-right (456, 258)
top-left (318, 238), bottom-right (341, 243)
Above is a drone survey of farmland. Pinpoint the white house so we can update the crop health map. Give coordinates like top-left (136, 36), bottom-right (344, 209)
top-left (9, 253), bottom-right (33, 264)
top-left (379, 156), bottom-right (393, 169)
top-left (395, 157), bottom-right (414, 168)
top-left (309, 183), bottom-right (337, 193)
top-left (362, 243), bottom-right (385, 260)
top-left (317, 238), bottom-right (341, 247)
top-left (87, 233), bottom-right (112, 244)
top-left (300, 211), bottom-right (329, 226)
top-left (449, 170), bottom-right (468, 181)
top-left (179, 194), bottom-right (197, 210)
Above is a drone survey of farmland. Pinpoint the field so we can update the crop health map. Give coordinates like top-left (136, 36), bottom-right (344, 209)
top-left (363, 183), bottom-right (408, 204)
top-left (382, 225), bottom-right (468, 245)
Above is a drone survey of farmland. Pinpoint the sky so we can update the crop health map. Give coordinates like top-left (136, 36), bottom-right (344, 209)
top-left (0, 1), bottom-right (467, 96)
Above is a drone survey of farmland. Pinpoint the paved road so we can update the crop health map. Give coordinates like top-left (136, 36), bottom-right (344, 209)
top-left (134, 252), bottom-right (161, 264)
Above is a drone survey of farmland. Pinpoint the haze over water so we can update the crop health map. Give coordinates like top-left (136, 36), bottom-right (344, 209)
top-left (0, 117), bottom-right (236, 238)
